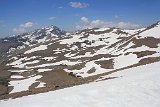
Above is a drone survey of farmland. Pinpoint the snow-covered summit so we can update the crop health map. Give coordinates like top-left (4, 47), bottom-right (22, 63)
top-left (0, 25), bottom-right (67, 55)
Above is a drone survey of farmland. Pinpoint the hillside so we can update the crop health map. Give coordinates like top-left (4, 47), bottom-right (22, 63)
top-left (0, 22), bottom-right (160, 102)
top-left (1, 61), bottom-right (159, 107)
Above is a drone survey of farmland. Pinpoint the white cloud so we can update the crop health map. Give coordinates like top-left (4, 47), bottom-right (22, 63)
top-left (48, 17), bottom-right (56, 20)
top-left (13, 22), bottom-right (34, 34)
top-left (117, 22), bottom-right (140, 29)
top-left (76, 25), bottom-right (81, 29)
top-left (76, 16), bottom-right (141, 30)
top-left (81, 17), bottom-right (89, 24)
top-left (20, 22), bottom-right (33, 28)
top-left (69, 2), bottom-right (89, 8)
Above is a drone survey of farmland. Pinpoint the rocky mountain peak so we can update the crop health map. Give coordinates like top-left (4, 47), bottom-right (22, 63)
top-left (0, 25), bottom-right (67, 55)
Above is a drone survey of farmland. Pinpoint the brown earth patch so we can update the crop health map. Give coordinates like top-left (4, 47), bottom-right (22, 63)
top-left (68, 63), bottom-right (86, 70)
top-left (133, 51), bottom-right (157, 58)
top-left (87, 67), bottom-right (96, 74)
top-left (0, 65), bottom-right (11, 96)
top-left (114, 29), bottom-right (128, 35)
top-left (131, 37), bottom-right (160, 48)
top-left (91, 54), bottom-right (115, 61)
top-left (38, 68), bottom-right (80, 88)
top-left (29, 82), bottom-right (40, 90)
top-left (0, 85), bottom-right (8, 95)
top-left (95, 59), bottom-right (114, 69)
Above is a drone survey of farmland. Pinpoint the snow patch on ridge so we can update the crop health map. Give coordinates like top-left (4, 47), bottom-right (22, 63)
top-left (24, 45), bottom-right (48, 54)
top-left (9, 75), bottom-right (43, 93)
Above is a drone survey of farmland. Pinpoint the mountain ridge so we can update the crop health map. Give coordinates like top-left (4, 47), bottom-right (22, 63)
top-left (0, 22), bottom-right (160, 99)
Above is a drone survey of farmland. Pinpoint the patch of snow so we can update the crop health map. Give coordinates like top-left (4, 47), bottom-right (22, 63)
top-left (8, 57), bottom-right (27, 66)
top-left (54, 51), bottom-right (62, 54)
top-left (13, 60), bottom-right (40, 68)
top-left (3, 39), bottom-right (8, 42)
top-left (11, 75), bottom-right (24, 79)
top-left (37, 37), bottom-right (47, 43)
top-left (51, 33), bottom-right (58, 38)
top-left (70, 45), bottom-right (78, 50)
top-left (9, 57), bottom-right (18, 61)
top-left (24, 45), bottom-right (48, 54)
top-left (60, 35), bottom-right (82, 45)
top-left (41, 57), bottom-right (56, 61)
top-left (37, 68), bottom-right (52, 73)
top-left (17, 45), bottom-right (25, 50)
top-left (114, 53), bottom-right (139, 69)
top-left (66, 32), bottom-right (70, 36)
top-left (8, 47), bottom-right (16, 53)
top-left (8, 70), bottom-right (28, 73)
top-left (25, 56), bottom-right (37, 61)
top-left (23, 41), bottom-right (30, 46)
top-left (9, 75), bottom-right (42, 93)
top-left (48, 43), bottom-right (53, 46)
top-left (29, 60), bottom-right (81, 68)
top-left (64, 52), bottom-right (77, 58)
top-left (96, 57), bottom-right (111, 61)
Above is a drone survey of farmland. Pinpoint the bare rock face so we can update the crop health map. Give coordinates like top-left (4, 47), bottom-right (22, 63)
top-left (0, 22), bottom-right (160, 99)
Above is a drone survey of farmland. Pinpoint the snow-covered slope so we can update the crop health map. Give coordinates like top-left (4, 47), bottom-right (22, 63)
top-left (1, 61), bottom-right (160, 107)
top-left (139, 22), bottom-right (160, 38)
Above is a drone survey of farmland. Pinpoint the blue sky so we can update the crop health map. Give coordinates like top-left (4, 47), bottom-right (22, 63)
top-left (0, 0), bottom-right (160, 37)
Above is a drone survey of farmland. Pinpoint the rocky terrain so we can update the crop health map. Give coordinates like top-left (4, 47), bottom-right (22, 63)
top-left (0, 22), bottom-right (160, 100)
